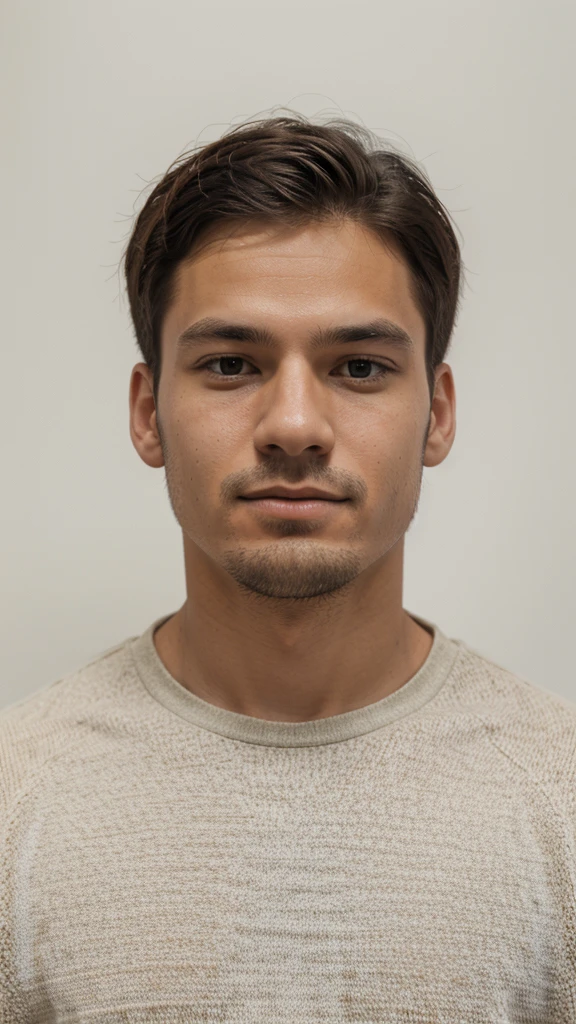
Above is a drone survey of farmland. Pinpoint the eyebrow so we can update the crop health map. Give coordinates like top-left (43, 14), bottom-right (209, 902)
top-left (176, 316), bottom-right (414, 353)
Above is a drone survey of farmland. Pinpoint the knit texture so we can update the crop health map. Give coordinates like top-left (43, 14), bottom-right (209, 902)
top-left (1, 610), bottom-right (576, 1023)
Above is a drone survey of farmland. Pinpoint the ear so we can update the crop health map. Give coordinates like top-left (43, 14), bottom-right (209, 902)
top-left (423, 363), bottom-right (456, 468)
top-left (129, 363), bottom-right (165, 469)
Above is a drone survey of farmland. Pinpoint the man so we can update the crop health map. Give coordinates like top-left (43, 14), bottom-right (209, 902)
top-left (1, 115), bottom-right (575, 1023)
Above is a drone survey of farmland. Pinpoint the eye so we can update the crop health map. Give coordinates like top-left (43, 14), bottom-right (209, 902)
top-left (196, 355), bottom-right (394, 383)
top-left (200, 356), bottom-right (256, 377)
top-left (335, 358), bottom-right (392, 381)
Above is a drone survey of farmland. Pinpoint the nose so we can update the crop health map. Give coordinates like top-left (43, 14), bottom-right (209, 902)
top-left (252, 357), bottom-right (336, 458)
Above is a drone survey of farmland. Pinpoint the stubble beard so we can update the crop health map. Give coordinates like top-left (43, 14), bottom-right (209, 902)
top-left (221, 535), bottom-right (364, 602)
top-left (158, 420), bottom-right (427, 604)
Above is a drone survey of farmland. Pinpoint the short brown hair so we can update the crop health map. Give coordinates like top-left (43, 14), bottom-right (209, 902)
top-left (123, 114), bottom-right (462, 401)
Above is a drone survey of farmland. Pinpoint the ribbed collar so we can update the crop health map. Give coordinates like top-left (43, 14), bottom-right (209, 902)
top-left (130, 610), bottom-right (461, 747)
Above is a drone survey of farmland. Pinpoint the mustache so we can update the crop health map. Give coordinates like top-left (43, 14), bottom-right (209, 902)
top-left (220, 461), bottom-right (368, 505)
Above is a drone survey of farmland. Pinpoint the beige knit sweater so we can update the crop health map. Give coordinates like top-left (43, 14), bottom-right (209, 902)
top-left (1, 610), bottom-right (576, 1023)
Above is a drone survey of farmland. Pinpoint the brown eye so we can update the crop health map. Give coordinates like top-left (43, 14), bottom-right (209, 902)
top-left (217, 357), bottom-right (245, 376)
top-left (197, 355), bottom-right (393, 383)
top-left (199, 356), bottom-right (255, 377)
top-left (347, 359), bottom-right (373, 378)
top-left (336, 359), bottom-right (393, 382)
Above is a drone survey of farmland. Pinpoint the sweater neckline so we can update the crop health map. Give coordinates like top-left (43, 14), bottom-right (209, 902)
top-left (130, 610), bottom-right (461, 747)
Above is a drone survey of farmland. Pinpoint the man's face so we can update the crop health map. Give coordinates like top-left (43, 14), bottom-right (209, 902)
top-left (150, 218), bottom-right (437, 601)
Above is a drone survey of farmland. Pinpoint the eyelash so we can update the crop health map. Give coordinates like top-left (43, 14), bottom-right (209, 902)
top-left (195, 356), bottom-right (395, 385)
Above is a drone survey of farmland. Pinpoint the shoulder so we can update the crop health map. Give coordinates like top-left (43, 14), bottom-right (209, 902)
top-left (0, 636), bottom-right (139, 822)
top-left (445, 637), bottom-right (576, 800)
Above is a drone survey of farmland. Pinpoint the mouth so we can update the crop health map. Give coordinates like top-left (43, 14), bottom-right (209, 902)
top-left (238, 494), bottom-right (349, 520)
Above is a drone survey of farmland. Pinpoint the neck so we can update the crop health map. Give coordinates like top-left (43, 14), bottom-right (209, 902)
top-left (153, 537), bottom-right (433, 723)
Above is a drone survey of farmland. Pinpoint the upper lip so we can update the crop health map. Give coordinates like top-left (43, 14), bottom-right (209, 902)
top-left (241, 486), bottom-right (347, 501)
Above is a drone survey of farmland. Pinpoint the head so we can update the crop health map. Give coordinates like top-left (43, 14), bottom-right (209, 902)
top-left (127, 115), bottom-right (460, 603)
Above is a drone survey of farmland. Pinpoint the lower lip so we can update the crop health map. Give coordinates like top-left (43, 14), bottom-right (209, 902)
top-left (241, 498), bottom-right (347, 519)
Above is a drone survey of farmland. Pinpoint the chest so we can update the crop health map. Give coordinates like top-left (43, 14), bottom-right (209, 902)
top-left (9, 750), bottom-right (567, 1022)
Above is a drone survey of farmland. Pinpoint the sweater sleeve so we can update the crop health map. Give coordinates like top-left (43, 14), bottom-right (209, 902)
top-left (0, 689), bottom-right (85, 1022)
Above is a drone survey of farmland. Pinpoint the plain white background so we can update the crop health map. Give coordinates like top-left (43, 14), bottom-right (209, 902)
top-left (1, 0), bottom-right (574, 709)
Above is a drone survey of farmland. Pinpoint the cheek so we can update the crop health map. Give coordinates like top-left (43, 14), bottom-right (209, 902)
top-left (166, 398), bottom-right (246, 490)
top-left (344, 401), bottom-right (419, 461)
top-left (176, 382), bottom-right (247, 439)
top-left (348, 414), bottom-right (425, 513)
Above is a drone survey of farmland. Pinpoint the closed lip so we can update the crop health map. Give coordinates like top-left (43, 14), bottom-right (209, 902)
top-left (240, 486), bottom-right (347, 501)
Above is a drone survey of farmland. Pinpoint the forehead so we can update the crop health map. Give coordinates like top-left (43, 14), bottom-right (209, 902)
top-left (163, 218), bottom-right (426, 344)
